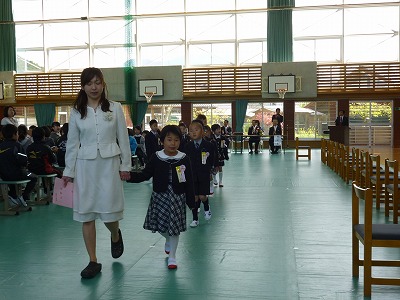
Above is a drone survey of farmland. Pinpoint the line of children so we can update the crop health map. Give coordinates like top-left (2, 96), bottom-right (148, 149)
top-left (127, 125), bottom-right (195, 269)
top-left (203, 125), bottom-right (218, 196)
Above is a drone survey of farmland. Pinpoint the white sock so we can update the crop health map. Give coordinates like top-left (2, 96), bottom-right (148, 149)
top-left (219, 171), bottom-right (223, 184)
top-left (160, 232), bottom-right (170, 248)
top-left (213, 174), bottom-right (217, 183)
top-left (168, 235), bottom-right (179, 259)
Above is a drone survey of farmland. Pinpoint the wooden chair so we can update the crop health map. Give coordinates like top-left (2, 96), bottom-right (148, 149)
top-left (343, 146), bottom-right (353, 184)
top-left (352, 148), bottom-right (362, 186)
top-left (295, 137), bottom-right (311, 160)
top-left (384, 160), bottom-right (400, 223)
top-left (352, 182), bottom-right (400, 297)
top-left (360, 150), bottom-right (368, 188)
top-left (335, 143), bottom-right (343, 177)
top-left (368, 154), bottom-right (386, 210)
top-left (0, 179), bottom-right (32, 216)
top-left (320, 138), bottom-right (328, 164)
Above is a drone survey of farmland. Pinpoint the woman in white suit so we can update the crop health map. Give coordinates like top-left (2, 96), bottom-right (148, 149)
top-left (62, 68), bottom-right (131, 279)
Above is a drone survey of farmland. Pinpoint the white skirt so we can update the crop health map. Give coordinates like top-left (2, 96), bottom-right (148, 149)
top-left (73, 153), bottom-right (124, 223)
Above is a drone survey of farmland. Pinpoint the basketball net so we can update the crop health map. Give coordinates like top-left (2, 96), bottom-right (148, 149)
top-left (277, 89), bottom-right (287, 99)
top-left (144, 92), bottom-right (155, 104)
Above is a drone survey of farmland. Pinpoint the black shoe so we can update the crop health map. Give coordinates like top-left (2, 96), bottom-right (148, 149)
top-left (81, 261), bottom-right (102, 279)
top-left (255, 151), bottom-right (259, 154)
top-left (111, 229), bottom-right (124, 259)
top-left (249, 151), bottom-right (253, 154)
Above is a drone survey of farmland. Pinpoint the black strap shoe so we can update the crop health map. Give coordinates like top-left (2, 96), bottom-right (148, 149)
top-left (81, 261), bottom-right (102, 279)
top-left (111, 229), bottom-right (124, 259)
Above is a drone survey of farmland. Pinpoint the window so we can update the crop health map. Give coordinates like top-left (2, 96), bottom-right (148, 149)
top-left (188, 43), bottom-right (235, 66)
top-left (140, 45), bottom-right (184, 66)
top-left (192, 103), bottom-right (232, 127)
top-left (187, 15), bottom-right (235, 41)
top-left (143, 104), bottom-right (182, 130)
top-left (349, 101), bottom-right (392, 146)
top-left (295, 101), bottom-right (336, 139)
top-left (244, 103), bottom-right (284, 133)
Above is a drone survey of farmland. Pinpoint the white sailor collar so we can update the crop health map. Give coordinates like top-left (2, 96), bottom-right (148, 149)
top-left (156, 150), bottom-right (186, 161)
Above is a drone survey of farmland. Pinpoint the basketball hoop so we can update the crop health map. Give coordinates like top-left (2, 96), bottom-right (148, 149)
top-left (277, 89), bottom-right (287, 99)
top-left (144, 92), bottom-right (155, 104)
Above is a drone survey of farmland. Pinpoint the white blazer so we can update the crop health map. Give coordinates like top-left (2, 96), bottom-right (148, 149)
top-left (64, 101), bottom-right (131, 178)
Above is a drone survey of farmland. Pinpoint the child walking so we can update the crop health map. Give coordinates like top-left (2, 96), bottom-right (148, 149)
top-left (128, 125), bottom-right (195, 269)
top-left (184, 120), bottom-right (216, 228)
top-left (211, 124), bottom-right (229, 187)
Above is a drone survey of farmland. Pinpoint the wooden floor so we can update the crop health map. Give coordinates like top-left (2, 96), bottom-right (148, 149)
top-left (1, 148), bottom-right (400, 299)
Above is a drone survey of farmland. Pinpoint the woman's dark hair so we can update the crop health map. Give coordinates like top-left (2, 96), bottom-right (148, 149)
top-left (196, 114), bottom-right (207, 125)
top-left (61, 123), bottom-right (69, 135)
top-left (3, 106), bottom-right (16, 118)
top-left (32, 127), bottom-right (45, 142)
top-left (41, 126), bottom-right (51, 138)
top-left (159, 125), bottom-right (182, 143)
top-left (17, 124), bottom-right (28, 142)
top-left (190, 119), bottom-right (204, 130)
top-left (73, 67), bottom-right (110, 119)
top-left (127, 128), bottom-right (134, 136)
top-left (2, 124), bottom-right (17, 139)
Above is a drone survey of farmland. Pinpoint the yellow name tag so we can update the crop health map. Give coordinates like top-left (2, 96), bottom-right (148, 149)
top-left (201, 152), bottom-right (209, 164)
top-left (176, 165), bottom-right (186, 183)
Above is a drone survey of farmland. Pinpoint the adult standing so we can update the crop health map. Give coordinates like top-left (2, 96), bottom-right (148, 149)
top-left (272, 108), bottom-right (284, 125)
top-left (62, 67), bottom-right (131, 279)
top-left (335, 110), bottom-right (349, 126)
top-left (1, 106), bottom-right (18, 126)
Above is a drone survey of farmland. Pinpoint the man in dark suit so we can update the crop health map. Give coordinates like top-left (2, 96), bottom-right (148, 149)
top-left (272, 108), bottom-right (284, 125)
top-left (269, 118), bottom-right (282, 154)
top-left (221, 120), bottom-right (232, 137)
top-left (335, 110), bottom-right (349, 126)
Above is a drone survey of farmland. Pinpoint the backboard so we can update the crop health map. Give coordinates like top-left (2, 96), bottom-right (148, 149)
top-left (138, 79), bottom-right (164, 97)
top-left (268, 75), bottom-right (296, 93)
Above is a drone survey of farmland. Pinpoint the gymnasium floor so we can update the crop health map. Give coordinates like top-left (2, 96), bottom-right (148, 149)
top-left (1, 149), bottom-right (400, 299)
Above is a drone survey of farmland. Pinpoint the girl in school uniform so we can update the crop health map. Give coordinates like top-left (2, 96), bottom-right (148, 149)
top-left (211, 124), bottom-right (229, 187)
top-left (184, 120), bottom-right (216, 228)
top-left (127, 125), bottom-right (195, 269)
top-left (203, 125), bottom-right (218, 195)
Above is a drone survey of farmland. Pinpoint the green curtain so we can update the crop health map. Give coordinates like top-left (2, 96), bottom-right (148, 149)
top-left (235, 99), bottom-right (248, 133)
top-left (0, 0), bottom-right (16, 71)
top-left (34, 103), bottom-right (56, 127)
top-left (136, 102), bottom-right (148, 125)
top-left (124, 66), bottom-right (137, 124)
top-left (267, 0), bottom-right (295, 62)
top-left (124, 0), bottom-right (138, 125)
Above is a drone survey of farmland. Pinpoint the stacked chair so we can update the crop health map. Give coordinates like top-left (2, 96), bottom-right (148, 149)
top-left (321, 139), bottom-right (400, 296)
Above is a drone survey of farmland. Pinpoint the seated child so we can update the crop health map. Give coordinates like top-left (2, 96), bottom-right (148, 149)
top-left (269, 118), bottom-right (282, 154)
top-left (133, 125), bottom-right (147, 166)
top-left (0, 124), bottom-right (37, 207)
top-left (127, 125), bottom-right (195, 269)
top-left (26, 127), bottom-right (63, 178)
